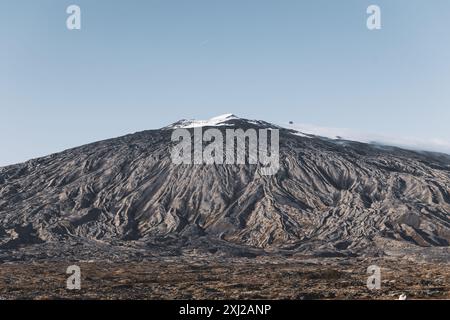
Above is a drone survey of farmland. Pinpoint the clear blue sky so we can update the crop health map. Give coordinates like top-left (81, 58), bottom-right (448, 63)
top-left (1, 0), bottom-right (450, 165)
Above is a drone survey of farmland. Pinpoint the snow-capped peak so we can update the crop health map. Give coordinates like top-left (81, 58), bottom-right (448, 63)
top-left (208, 113), bottom-right (238, 122)
top-left (166, 114), bottom-right (239, 129)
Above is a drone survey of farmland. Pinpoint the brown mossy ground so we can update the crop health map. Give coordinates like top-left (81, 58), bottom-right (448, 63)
top-left (0, 258), bottom-right (448, 300)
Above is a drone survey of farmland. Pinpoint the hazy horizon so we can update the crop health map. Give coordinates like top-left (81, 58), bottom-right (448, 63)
top-left (1, 112), bottom-right (450, 167)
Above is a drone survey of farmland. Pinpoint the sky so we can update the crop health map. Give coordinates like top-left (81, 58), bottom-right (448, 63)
top-left (1, 0), bottom-right (450, 166)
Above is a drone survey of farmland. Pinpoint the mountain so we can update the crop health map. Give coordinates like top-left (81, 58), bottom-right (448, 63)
top-left (0, 115), bottom-right (449, 262)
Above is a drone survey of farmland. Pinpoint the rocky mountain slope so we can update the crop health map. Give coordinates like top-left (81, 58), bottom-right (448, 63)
top-left (0, 115), bottom-right (449, 261)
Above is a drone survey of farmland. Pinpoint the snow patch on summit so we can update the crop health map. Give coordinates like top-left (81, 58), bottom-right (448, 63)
top-left (167, 114), bottom-right (239, 129)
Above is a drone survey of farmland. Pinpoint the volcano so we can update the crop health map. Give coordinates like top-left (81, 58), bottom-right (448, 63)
top-left (0, 115), bottom-right (449, 262)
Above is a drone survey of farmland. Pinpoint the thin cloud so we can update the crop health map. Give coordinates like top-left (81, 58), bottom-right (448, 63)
top-left (283, 122), bottom-right (450, 155)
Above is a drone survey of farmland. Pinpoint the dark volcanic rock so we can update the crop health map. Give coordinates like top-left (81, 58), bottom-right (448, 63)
top-left (0, 116), bottom-right (449, 261)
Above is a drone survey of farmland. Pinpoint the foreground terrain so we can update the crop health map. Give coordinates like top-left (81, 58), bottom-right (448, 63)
top-left (0, 256), bottom-right (448, 300)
